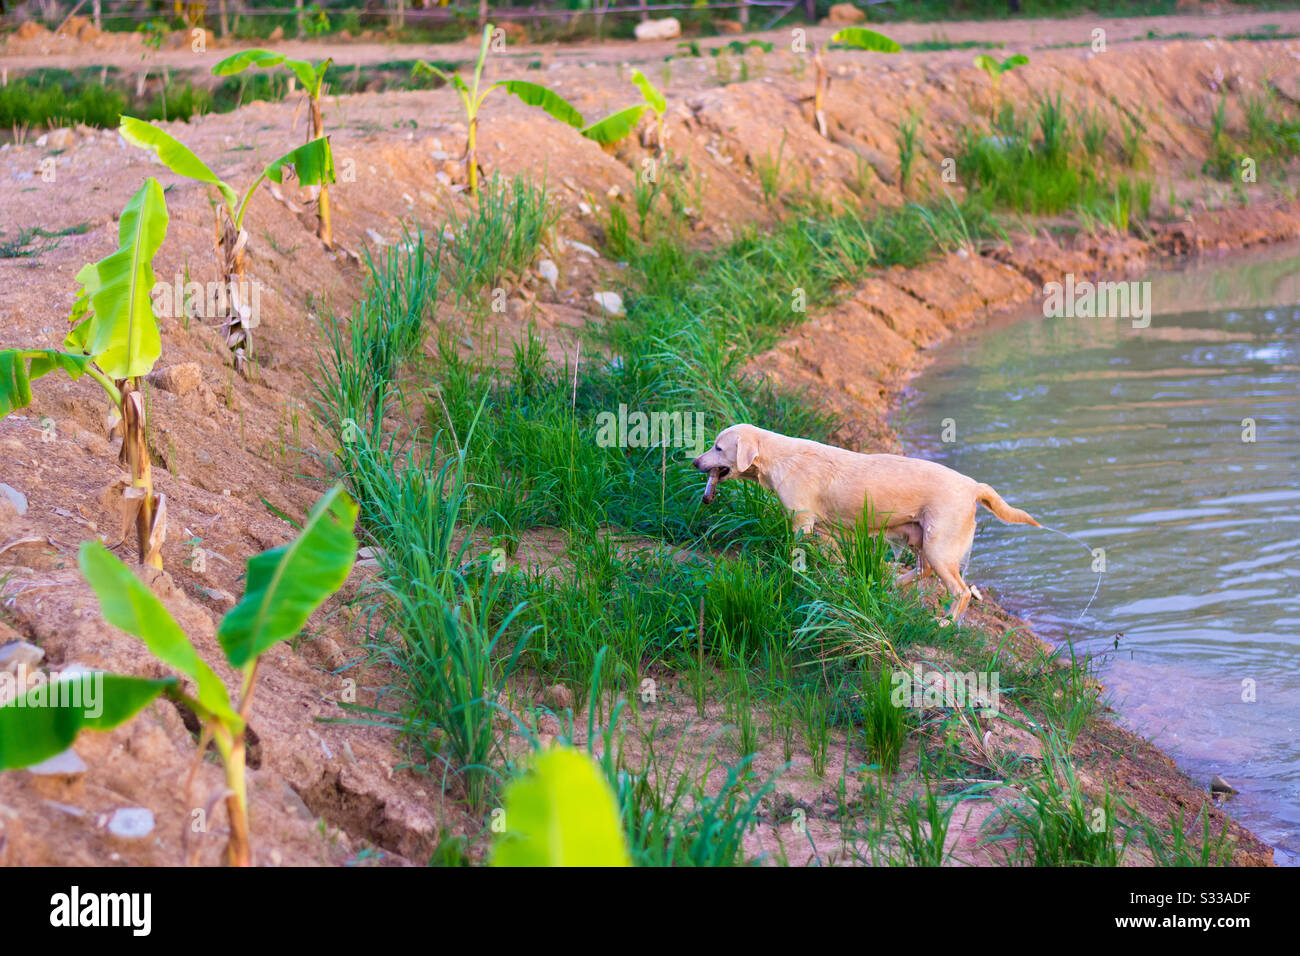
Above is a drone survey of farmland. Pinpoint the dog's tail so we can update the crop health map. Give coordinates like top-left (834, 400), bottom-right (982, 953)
top-left (976, 483), bottom-right (1041, 527)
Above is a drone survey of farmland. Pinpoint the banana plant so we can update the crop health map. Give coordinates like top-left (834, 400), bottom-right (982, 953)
top-left (631, 69), bottom-right (667, 153)
top-left (974, 53), bottom-right (1029, 100)
top-left (0, 178), bottom-right (169, 568)
top-left (119, 115), bottom-right (334, 372)
top-left (577, 70), bottom-right (670, 150)
top-left (210, 50), bottom-right (337, 248)
top-left (0, 486), bottom-right (358, 867)
top-left (491, 746), bottom-right (631, 867)
top-left (413, 23), bottom-right (584, 194)
top-left (811, 28), bottom-right (901, 138)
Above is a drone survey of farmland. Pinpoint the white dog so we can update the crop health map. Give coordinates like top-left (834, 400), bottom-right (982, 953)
top-left (693, 424), bottom-right (1040, 620)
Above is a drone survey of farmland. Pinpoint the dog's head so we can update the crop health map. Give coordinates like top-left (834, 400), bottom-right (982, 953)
top-left (693, 424), bottom-right (761, 503)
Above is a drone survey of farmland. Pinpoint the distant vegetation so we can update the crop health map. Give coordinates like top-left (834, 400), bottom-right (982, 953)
top-left (0, 61), bottom-right (461, 131)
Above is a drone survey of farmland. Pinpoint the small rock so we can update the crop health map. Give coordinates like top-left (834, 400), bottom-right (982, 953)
top-left (537, 259), bottom-right (558, 290)
top-left (0, 641), bottom-right (42, 673)
top-left (593, 292), bottom-right (624, 315)
top-left (107, 807), bottom-right (154, 839)
top-left (45, 127), bottom-right (76, 150)
top-left (566, 240), bottom-right (600, 258)
top-left (200, 586), bottom-right (237, 608)
top-left (314, 635), bottom-right (345, 670)
top-left (825, 3), bottom-right (866, 25)
top-left (28, 748), bottom-right (87, 777)
top-left (606, 185), bottom-right (621, 199)
top-left (147, 362), bottom-right (202, 397)
top-left (537, 713), bottom-right (562, 736)
top-left (635, 17), bottom-right (681, 42)
top-left (1210, 774), bottom-right (1239, 795)
top-left (0, 483), bottom-right (27, 516)
top-left (282, 782), bottom-right (315, 822)
top-left (543, 682), bottom-right (575, 712)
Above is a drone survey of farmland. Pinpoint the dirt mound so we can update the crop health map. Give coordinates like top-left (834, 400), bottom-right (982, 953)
top-left (4, 18), bottom-right (142, 55)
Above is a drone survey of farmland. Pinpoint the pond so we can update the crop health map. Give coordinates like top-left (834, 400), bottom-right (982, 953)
top-left (896, 241), bottom-right (1300, 865)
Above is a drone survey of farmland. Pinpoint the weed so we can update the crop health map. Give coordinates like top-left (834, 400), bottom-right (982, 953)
top-left (896, 110), bottom-right (922, 195)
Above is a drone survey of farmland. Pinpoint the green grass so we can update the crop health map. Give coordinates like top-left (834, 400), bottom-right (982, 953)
top-left (896, 110), bottom-right (922, 196)
top-left (446, 173), bottom-right (558, 309)
top-left (0, 60), bottom-right (467, 132)
top-left (903, 38), bottom-right (1004, 53)
top-left (0, 223), bottom-right (91, 259)
top-left (957, 95), bottom-right (1157, 227)
top-left (987, 741), bottom-right (1133, 866)
top-left (1202, 89), bottom-right (1300, 182)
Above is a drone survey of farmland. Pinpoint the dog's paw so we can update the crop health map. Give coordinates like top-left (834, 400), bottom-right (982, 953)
top-left (970, 585), bottom-right (984, 603)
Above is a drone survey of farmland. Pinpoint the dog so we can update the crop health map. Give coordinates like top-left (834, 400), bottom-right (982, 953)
top-left (693, 424), bottom-right (1040, 621)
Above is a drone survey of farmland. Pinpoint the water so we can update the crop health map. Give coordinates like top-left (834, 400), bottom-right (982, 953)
top-left (896, 243), bottom-right (1300, 864)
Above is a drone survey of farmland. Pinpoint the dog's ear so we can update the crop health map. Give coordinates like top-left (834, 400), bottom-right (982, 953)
top-left (736, 431), bottom-right (759, 474)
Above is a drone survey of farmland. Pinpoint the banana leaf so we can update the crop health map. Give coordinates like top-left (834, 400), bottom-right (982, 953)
top-left (581, 105), bottom-right (645, 146)
top-left (0, 349), bottom-right (91, 417)
top-left (631, 69), bottom-right (666, 115)
top-left (493, 80), bottom-right (585, 129)
top-left (491, 746), bottom-right (631, 867)
top-left (119, 116), bottom-right (238, 211)
top-left (830, 28), bottom-right (902, 53)
top-left (65, 177), bottom-right (168, 381)
top-left (218, 486), bottom-right (358, 668)
top-left (0, 673), bottom-right (177, 770)
top-left (211, 48), bottom-right (331, 97)
top-left (80, 542), bottom-right (243, 732)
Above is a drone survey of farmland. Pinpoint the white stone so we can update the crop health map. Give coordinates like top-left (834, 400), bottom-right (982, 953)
top-left (593, 292), bottom-right (624, 315)
top-left (0, 641), bottom-right (42, 673)
top-left (107, 807), bottom-right (155, 839)
top-left (0, 483), bottom-right (27, 515)
top-left (537, 259), bottom-right (558, 290)
top-left (635, 18), bottom-right (681, 42)
top-left (28, 748), bottom-right (87, 777)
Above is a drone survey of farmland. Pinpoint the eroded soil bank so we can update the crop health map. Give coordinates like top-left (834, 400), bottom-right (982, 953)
top-left (1, 24), bottom-right (1295, 864)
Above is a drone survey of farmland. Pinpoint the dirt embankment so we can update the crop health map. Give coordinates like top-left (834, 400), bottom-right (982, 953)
top-left (1, 31), bottom-right (1295, 865)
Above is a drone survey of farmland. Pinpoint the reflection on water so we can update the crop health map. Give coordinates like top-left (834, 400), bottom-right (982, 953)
top-left (897, 242), bottom-right (1300, 864)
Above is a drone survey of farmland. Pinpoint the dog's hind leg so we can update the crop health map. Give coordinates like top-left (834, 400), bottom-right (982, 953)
top-left (922, 511), bottom-right (977, 622)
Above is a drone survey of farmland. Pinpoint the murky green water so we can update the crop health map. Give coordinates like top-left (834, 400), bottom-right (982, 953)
top-left (897, 243), bottom-right (1300, 864)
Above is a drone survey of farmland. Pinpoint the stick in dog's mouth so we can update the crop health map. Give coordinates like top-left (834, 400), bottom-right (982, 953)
top-left (701, 467), bottom-right (729, 504)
